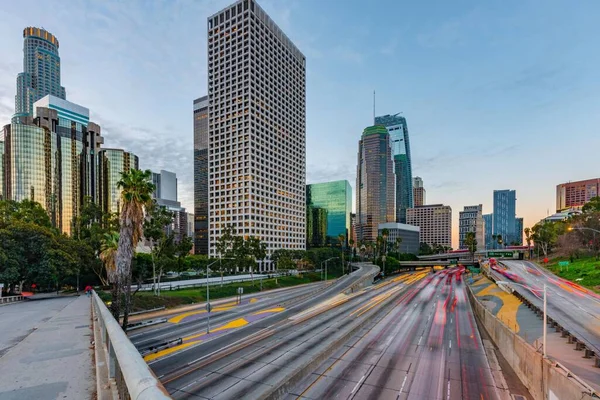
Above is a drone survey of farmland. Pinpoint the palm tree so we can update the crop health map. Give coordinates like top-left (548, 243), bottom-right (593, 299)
top-left (464, 231), bottom-right (477, 264)
top-left (100, 232), bottom-right (120, 319)
top-left (395, 237), bottom-right (403, 254)
top-left (115, 169), bottom-right (155, 329)
top-left (524, 227), bottom-right (532, 259)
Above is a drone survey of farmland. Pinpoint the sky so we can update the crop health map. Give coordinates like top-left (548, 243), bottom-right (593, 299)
top-left (1, 0), bottom-right (600, 248)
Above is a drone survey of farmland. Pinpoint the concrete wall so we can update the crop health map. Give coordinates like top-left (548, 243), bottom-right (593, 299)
top-left (467, 286), bottom-right (597, 400)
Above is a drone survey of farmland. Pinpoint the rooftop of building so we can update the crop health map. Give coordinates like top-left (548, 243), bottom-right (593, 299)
top-left (557, 178), bottom-right (600, 187)
top-left (23, 27), bottom-right (59, 47)
top-left (362, 125), bottom-right (388, 137)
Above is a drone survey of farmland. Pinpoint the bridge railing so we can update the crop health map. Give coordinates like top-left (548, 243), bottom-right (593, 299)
top-left (92, 291), bottom-right (171, 400)
top-left (0, 295), bottom-right (23, 304)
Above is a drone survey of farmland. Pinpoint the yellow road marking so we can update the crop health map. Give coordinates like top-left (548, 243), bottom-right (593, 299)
top-left (250, 298), bottom-right (258, 303)
top-left (168, 310), bottom-right (205, 324)
top-left (252, 307), bottom-right (285, 315)
top-left (144, 342), bottom-right (196, 362)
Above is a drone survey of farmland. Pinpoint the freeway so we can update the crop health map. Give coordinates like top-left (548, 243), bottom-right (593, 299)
top-left (500, 260), bottom-right (600, 355)
top-left (130, 281), bottom-right (326, 352)
top-left (158, 271), bottom-right (426, 399)
top-left (290, 268), bottom-right (499, 400)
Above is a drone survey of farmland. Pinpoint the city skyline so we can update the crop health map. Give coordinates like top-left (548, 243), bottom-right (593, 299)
top-left (2, 1), bottom-right (600, 248)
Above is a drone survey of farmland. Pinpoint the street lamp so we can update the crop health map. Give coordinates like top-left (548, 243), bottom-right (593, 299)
top-left (321, 257), bottom-right (338, 282)
top-left (205, 259), bottom-right (220, 334)
top-left (497, 280), bottom-right (547, 358)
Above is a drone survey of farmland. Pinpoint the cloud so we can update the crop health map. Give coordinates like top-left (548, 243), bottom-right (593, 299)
top-left (307, 162), bottom-right (356, 186)
top-left (333, 46), bottom-right (363, 64)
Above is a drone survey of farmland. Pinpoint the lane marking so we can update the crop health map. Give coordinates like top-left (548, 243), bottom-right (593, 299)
top-left (418, 335), bottom-right (423, 345)
top-left (449, 339), bottom-right (451, 349)
top-left (398, 374), bottom-right (408, 397)
top-left (350, 375), bottom-right (366, 395)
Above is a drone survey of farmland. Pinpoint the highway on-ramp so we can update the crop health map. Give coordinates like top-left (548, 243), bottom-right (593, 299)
top-left (500, 260), bottom-right (600, 356)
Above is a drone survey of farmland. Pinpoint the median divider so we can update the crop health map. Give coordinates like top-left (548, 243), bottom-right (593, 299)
top-left (126, 318), bottom-right (168, 331)
top-left (466, 283), bottom-right (600, 400)
top-left (91, 291), bottom-right (171, 400)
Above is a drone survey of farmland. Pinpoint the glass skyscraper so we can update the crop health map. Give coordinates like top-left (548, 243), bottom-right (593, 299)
top-left (483, 213), bottom-right (493, 249)
top-left (193, 96), bottom-right (209, 255)
top-left (3, 95), bottom-right (103, 234)
top-left (15, 27), bottom-right (66, 116)
top-left (356, 125), bottom-right (395, 243)
top-left (306, 180), bottom-right (352, 246)
top-left (375, 114), bottom-right (413, 223)
top-left (98, 148), bottom-right (139, 215)
top-left (493, 189), bottom-right (517, 246)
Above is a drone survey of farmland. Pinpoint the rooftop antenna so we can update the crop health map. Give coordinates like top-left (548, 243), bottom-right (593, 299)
top-left (373, 90), bottom-right (376, 124)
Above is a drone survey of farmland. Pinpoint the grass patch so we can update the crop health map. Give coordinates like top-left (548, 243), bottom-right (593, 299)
top-left (545, 256), bottom-right (600, 293)
top-left (100, 271), bottom-right (341, 312)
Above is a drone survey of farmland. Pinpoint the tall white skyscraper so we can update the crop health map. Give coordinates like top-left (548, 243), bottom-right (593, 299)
top-left (207, 0), bottom-right (306, 258)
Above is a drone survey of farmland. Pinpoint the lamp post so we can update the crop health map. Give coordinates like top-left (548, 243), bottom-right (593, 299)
top-left (205, 260), bottom-right (220, 334)
top-left (321, 257), bottom-right (338, 282)
top-left (497, 280), bottom-right (547, 358)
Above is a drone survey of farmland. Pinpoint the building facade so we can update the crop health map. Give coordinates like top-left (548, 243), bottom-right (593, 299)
top-left (458, 204), bottom-right (485, 251)
top-left (16, 28), bottom-right (66, 116)
top-left (2, 95), bottom-right (103, 234)
top-left (556, 178), bottom-right (600, 211)
top-left (98, 148), bottom-right (139, 215)
top-left (306, 206), bottom-right (327, 248)
top-left (152, 170), bottom-right (178, 203)
top-left (150, 169), bottom-right (189, 243)
top-left (207, 0), bottom-right (306, 258)
top-left (515, 217), bottom-right (524, 246)
top-left (193, 96), bottom-right (209, 255)
top-left (406, 204), bottom-right (452, 248)
top-left (483, 213), bottom-right (493, 249)
top-left (356, 125), bottom-right (395, 242)
top-left (375, 114), bottom-right (413, 223)
top-left (378, 222), bottom-right (420, 255)
top-left (306, 180), bottom-right (352, 246)
top-left (493, 189), bottom-right (517, 246)
top-left (413, 176), bottom-right (425, 207)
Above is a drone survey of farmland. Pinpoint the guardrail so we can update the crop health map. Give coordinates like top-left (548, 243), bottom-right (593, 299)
top-left (134, 273), bottom-right (287, 292)
top-left (92, 291), bottom-right (171, 399)
top-left (0, 295), bottom-right (23, 304)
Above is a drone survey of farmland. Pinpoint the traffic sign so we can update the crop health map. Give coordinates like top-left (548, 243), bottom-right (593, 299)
top-left (206, 303), bottom-right (212, 312)
top-left (558, 261), bottom-right (570, 267)
top-left (237, 287), bottom-right (243, 295)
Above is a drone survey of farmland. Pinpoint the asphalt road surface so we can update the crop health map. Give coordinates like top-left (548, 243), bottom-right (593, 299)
top-left (500, 260), bottom-right (600, 355)
top-left (159, 271), bottom-right (425, 399)
top-left (289, 268), bottom-right (499, 400)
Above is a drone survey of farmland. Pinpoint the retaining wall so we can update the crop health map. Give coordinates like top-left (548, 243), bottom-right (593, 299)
top-left (467, 285), bottom-right (598, 400)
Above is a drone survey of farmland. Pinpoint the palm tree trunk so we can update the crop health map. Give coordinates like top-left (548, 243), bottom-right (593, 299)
top-left (110, 280), bottom-right (120, 321)
top-left (116, 219), bottom-right (135, 330)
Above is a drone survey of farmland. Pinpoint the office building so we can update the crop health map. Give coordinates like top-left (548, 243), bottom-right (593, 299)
top-left (356, 125), bottom-right (395, 242)
top-left (0, 138), bottom-right (5, 199)
top-left (378, 222), bottom-right (420, 255)
top-left (413, 176), bottom-right (425, 207)
top-left (15, 28), bottom-right (66, 116)
top-left (2, 95), bottom-right (102, 234)
top-left (306, 206), bottom-right (327, 248)
top-left (350, 213), bottom-right (357, 247)
top-left (375, 114), bottom-right (413, 223)
top-left (152, 170), bottom-right (178, 203)
top-left (98, 148), bottom-right (139, 215)
top-left (193, 95), bottom-right (209, 255)
top-left (515, 217), bottom-right (524, 246)
top-left (493, 189), bottom-right (517, 245)
top-left (406, 204), bottom-right (452, 248)
top-left (483, 213), bottom-right (493, 249)
top-left (459, 205), bottom-right (485, 251)
top-left (556, 178), bottom-right (600, 211)
top-left (187, 213), bottom-right (194, 238)
top-left (207, 0), bottom-right (306, 259)
top-left (306, 180), bottom-right (352, 245)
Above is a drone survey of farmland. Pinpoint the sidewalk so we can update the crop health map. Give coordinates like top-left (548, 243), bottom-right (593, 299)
top-left (0, 295), bottom-right (95, 400)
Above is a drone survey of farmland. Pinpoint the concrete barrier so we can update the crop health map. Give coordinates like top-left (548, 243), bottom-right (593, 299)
top-left (0, 295), bottom-right (23, 304)
top-left (91, 291), bottom-right (171, 400)
top-left (466, 285), bottom-right (599, 400)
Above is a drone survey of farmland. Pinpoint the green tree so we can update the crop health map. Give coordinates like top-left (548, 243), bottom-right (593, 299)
top-left (419, 242), bottom-right (433, 256)
top-left (464, 232), bottom-right (477, 263)
top-left (531, 222), bottom-right (558, 257)
top-left (143, 201), bottom-right (174, 295)
top-left (338, 234), bottom-right (346, 275)
top-left (524, 227), bottom-right (533, 259)
top-left (115, 169), bottom-right (155, 329)
top-left (582, 196), bottom-right (600, 214)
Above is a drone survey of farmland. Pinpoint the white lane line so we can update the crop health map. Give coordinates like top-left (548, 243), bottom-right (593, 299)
top-left (446, 380), bottom-right (451, 400)
top-left (398, 374), bottom-right (408, 397)
top-left (351, 375), bottom-right (367, 394)
top-left (449, 340), bottom-right (451, 349)
top-left (418, 335), bottom-right (423, 345)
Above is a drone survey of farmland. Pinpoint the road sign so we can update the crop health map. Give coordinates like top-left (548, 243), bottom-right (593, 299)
top-left (237, 287), bottom-right (243, 295)
top-left (488, 251), bottom-right (517, 258)
top-left (206, 303), bottom-right (212, 312)
top-left (558, 261), bottom-right (570, 267)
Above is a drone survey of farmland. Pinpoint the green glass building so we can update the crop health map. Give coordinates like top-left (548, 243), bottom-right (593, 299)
top-left (306, 180), bottom-right (352, 246)
top-left (98, 148), bottom-right (139, 215)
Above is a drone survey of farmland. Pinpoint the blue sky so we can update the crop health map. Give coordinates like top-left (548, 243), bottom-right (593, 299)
top-left (1, 0), bottom-right (599, 247)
